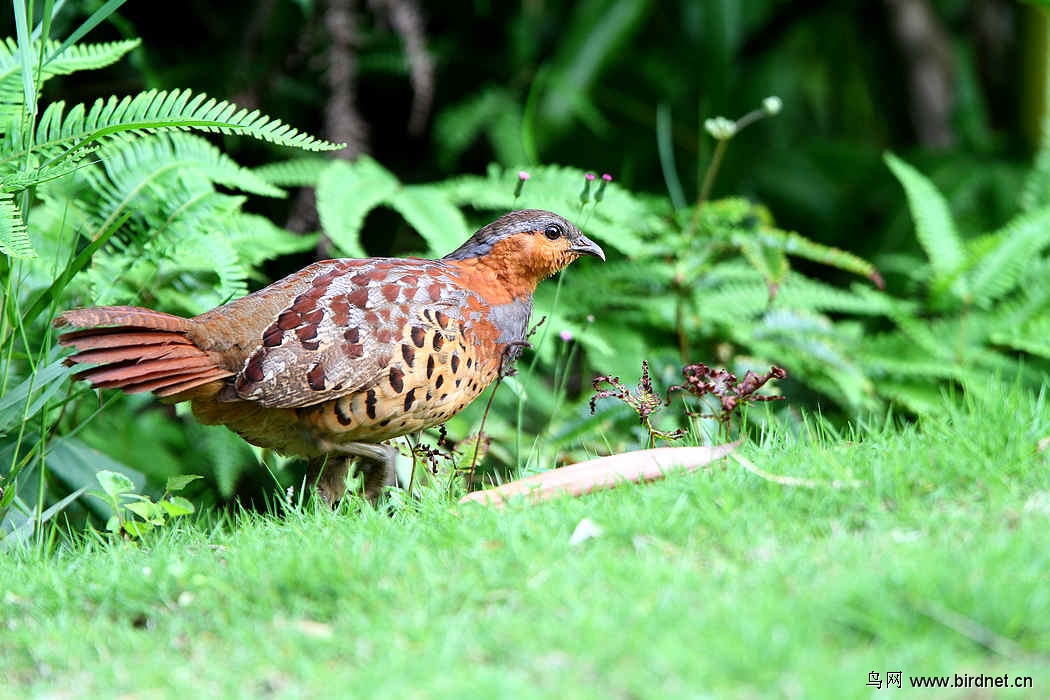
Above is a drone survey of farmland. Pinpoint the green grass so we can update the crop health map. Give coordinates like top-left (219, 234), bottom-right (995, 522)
top-left (3, 385), bottom-right (1050, 698)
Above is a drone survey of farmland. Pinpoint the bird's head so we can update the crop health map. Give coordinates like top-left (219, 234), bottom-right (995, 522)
top-left (444, 209), bottom-right (604, 294)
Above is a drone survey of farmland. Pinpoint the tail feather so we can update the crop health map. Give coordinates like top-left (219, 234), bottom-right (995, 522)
top-left (55, 306), bottom-right (190, 333)
top-left (60, 328), bottom-right (196, 352)
top-left (75, 356), bottom-right (216, 385)
top-left (55, 305), bottom-right (233, 399)
top-left (69, 343), bottom-right (202, 368)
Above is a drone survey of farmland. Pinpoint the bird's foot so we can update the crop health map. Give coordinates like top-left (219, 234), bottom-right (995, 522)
top-left (310, 442), bottom-right (399, 506)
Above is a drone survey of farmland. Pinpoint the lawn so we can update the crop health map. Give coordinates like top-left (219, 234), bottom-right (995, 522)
top-left (3, 384), bottom-right (1049, 698)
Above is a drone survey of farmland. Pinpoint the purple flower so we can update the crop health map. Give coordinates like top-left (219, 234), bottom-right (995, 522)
top-left (596, 173), bottom-right (612, 202)
top-left (514, 171), bottom-right (530, 198)
top-left (559, 329), bottom-right (574, 342)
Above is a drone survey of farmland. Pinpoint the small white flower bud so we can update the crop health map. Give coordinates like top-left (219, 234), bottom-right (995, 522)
top-left (704, 116), bottom-right (736, 140)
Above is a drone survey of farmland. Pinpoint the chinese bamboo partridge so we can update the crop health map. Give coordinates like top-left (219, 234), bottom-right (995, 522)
top-left (55, 209), bottom-right (604, 501)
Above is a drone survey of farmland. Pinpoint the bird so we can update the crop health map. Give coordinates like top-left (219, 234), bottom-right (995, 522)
top-left (55, 209), bottom-right (605, 502)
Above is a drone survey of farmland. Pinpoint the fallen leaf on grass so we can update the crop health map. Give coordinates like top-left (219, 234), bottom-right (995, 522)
top-left (459, 443), bottom-right (739, 507)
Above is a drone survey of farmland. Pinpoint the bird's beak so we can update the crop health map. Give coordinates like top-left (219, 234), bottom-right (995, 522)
top-left (569, 235), bottom-right (605, 261)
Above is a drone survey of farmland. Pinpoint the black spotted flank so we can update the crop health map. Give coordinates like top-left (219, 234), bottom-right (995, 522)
top-left (426, 355), bottom-right (435, 379)
top-left (402, 343), bottom-right (416, 367)
top-left (365, 389), bottom-right (377, 419)
top-left (404, 388), bottom-right (416, 411)
top-left (411, 326), bottom-right (426, 348)
top-left (335, 399), bottom-right (353, 426)
top-left (389, 366), bottom-right (405, 393)
top-left (432, 333), bottom-right (444, 351)
top-left (450, 354), bottom-right (460, 374)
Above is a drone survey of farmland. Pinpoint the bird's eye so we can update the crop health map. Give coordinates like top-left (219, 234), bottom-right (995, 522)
top-left (544, 224), bottom-right (563, 240)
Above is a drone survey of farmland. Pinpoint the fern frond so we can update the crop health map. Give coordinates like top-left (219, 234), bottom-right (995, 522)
top-left (388, 186), bottom-right (469, 255)
top-left (744, 310), bottom-right (876, 410)
top-left (99, 132), bottom-right (286, 198)
top-left (0, 38), bottom-right (140, 115)
top-left (226, 212), bottom-right (318, 268)
top-left (966, 205), bottom-right (1050, 306)
top-left (734, 227), bottom-right (882, 285)
top-left (3, 89), bottom-right (344, 166)
top-left (988, 262), bottom-right (1050, 333)
top-left (884, 152), bottom-right (964, 282)
top-left (0, 191), bottom-right (33, 257)
top-left (1020, 109), bottom-right (1050, 211)
top-left (253, 156), bottom-right (331, 187)
top-left (737, 237), bottom-right (789, 290)
top-left (316, 157), bottom-right (399, 257)
top-left (439, 163), bottom-right (662, 256)
top-left (991, 316), bottom-right (1050, 360)
top-left (874, 380), bottom-right (945, 415)
top-left (433, 86), bottom-right (524, 167)
top-left (696, 269), bottom-right (898, 326)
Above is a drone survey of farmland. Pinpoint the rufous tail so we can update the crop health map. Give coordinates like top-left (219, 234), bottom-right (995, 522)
top-left (55, 306), bottom-right (233, 398)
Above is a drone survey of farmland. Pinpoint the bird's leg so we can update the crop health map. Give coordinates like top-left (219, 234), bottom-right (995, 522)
top-left (309, 442), bottom-right (399, 506)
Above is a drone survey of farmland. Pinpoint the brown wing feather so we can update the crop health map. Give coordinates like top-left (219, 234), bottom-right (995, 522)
top-left (232, 259), bottom-right (480, 408)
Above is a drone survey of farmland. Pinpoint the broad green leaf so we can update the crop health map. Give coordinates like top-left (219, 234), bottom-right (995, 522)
top-left (166, 474), bottom-right (204, 493)
top-left (123, 519), bottom-right (153, 538)
top-left (96, 470), bottom-right (135, 499)
top-left (160, 496), bottom-right (195, 517)
top-left (124, 500), bottom-right (162, 522)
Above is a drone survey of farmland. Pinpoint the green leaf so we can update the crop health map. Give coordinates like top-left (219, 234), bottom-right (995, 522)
top-left (166, 474), bottom-right (204, 493)
top-left (884, 152), bottom-right (963, 281)
top-left (123, 519), bottom-right (153, 538)
top-left (316, 157), bottom-right (399, 257)
top-left (159, 496), bottom-right (195, 517)
top-left (0, 487), bottom-right (86, 551)
top-left (105, 515), bottom-right (121, 533)
top-left (124, 500), bottom-right (162, 522)
top-left (388, 186), bottom-right (469, 256)
top-left (96, 470), bottom-right (135, 499)
top-left (0, 358), bottom-right (71, 435)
